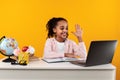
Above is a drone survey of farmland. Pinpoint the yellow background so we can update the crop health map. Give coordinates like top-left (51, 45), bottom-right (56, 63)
top-left (0, 0), bottom-right (120, 80)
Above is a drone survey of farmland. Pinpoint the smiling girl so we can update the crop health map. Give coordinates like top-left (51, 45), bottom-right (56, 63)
top-left (43, 17), bottom-right (87, 59)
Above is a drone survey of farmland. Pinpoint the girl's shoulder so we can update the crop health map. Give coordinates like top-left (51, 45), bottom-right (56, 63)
top-left (46, 38), bottom-right (56, 44)
top-left (46, 38), bottom-right (55, 41)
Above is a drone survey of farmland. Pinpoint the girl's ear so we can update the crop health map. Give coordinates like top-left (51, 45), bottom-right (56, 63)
top-left (53, 28), bottom-right (56, 33)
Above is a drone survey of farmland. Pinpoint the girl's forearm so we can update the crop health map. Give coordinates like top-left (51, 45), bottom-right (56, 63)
top-left (77, 37), bottom-right (83, 42)
top-left (64, 53), bottom-right (76, 58)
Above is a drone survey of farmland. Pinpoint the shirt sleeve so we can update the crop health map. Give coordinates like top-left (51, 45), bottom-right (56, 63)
top-left (43, 39), bottom-right (64, 59)
top-left (72, 41), bottom-right (87, 58)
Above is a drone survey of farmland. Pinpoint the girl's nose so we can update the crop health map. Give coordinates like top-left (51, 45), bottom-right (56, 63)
top-left (63, 29), bottom-right (68, 32)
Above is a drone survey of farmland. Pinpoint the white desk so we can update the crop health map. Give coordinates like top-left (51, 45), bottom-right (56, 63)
top-left (0, 58), bottom-right (116, 80)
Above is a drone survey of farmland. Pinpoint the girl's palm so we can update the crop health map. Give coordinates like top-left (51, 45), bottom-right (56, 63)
top-left (72, 24), bottom-right (83, 38)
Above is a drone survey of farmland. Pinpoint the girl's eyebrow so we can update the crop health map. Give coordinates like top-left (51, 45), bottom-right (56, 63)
top-left (60, 26), bottom-right (64, 28)
top-left (60, 26), bottom-right (68, 28)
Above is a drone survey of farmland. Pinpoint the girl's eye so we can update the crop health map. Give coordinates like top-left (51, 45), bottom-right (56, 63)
top-left (60, 28), bottom-right (64, 30)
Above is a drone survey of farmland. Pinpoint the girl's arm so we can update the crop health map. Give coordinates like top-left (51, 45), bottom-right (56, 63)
top-left (74, 42), bottom-right (87, 58)
top-left (71, 24), bottom-right (87, 58)
top-left (64, 53), bottom-right (76, 58)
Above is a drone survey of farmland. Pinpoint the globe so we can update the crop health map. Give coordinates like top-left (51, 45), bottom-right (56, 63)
top-left (0, 36), bottom-right (18, 62)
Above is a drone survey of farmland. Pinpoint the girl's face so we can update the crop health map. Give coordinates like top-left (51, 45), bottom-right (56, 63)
top-left (53, 20), bottom-right (68, 42)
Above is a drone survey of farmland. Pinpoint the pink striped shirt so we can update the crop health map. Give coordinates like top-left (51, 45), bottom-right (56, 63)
top-left (44, 38), bottom-right (87, 59)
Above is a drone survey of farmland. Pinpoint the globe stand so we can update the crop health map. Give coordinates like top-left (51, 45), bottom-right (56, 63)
top-left (2, 56), bottom-right (16, 62)
top-left (0, 51), bottom-right (16, 63)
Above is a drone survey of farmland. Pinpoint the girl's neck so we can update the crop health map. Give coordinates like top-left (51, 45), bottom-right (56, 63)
top-left (55, 37), bottom-right (66, 42)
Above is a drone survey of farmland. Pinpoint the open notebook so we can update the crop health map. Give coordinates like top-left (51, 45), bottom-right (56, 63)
top-left (42, 57), bottom-right (86, 63)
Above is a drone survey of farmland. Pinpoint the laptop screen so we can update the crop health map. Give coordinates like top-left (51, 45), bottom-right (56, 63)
top-left (86, 40), bottom-right (118, 66)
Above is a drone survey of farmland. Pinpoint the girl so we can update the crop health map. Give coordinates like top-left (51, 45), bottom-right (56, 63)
top-left (44, 17), bottom-right (87, 59)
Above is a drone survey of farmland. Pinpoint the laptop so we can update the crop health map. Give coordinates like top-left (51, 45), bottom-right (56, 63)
top-left (70, 40), bottom-right (118, 66)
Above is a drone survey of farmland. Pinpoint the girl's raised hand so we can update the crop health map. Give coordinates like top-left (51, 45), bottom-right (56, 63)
top-left (72, 24), bottom-right (83, 42)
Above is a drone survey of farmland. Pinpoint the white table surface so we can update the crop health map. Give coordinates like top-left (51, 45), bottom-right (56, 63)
top-left (0, 58), bottom-right (116, 70)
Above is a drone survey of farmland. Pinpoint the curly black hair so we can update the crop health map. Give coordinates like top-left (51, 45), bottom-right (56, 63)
top-left (46, 17), bottom-right (67, 38)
